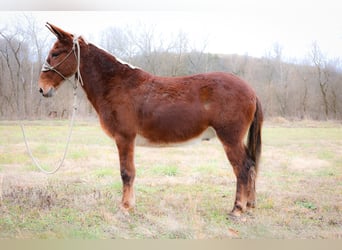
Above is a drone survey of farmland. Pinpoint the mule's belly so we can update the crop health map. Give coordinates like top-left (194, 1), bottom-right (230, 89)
top-left (135, 127), bottom-right (216, 147)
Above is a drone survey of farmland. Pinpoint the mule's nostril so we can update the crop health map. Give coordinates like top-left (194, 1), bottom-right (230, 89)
top-left (39, 88), bottom-right (43, 93)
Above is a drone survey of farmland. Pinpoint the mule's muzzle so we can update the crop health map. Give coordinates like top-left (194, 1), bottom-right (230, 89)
top-left (39, 87), bottom-right (54, 98)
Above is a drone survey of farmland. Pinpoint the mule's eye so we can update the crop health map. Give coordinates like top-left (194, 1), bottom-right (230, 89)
top-left (51, 52), bottom-right (60, 58)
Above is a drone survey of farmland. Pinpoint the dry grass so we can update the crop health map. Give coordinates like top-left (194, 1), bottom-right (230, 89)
top-left (0, 120), bottom-right (341, 239)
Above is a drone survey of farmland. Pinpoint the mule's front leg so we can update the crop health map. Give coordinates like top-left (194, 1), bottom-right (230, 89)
top-left (115, 135), bottom-right (136, 211)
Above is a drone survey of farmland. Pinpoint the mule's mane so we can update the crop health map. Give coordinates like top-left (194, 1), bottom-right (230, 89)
top-left (88, 43), bottom-right (138, 71)
top-left (78, 41), bottom-right (149, 112)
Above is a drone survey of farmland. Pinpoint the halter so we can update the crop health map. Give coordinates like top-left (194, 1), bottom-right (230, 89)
top-left (20, 36), bottom-right (84, 175)
top-left (41, 36), bottom-right (84, 87)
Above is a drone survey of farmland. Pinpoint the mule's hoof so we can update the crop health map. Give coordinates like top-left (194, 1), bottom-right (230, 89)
top-left (119, 203), bottom-right (134, 215)
top-left (227, 211), bottom-right (248, 222)
top-left (116, 206), bottom-right (131, 220)
top-left (228, 210), bottom-right (242, 218)
top-left (227, 205), bottom-right (246, 220)
top-left (247, 201), bottom-right (256, 209)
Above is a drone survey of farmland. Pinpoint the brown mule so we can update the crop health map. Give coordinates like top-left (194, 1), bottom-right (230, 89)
top-left (38, 23), bottom-right (263, 217)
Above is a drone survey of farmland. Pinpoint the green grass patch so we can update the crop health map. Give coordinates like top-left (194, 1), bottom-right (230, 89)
top-left (258, 194), bottom-right (275, 210)
top-left (68, 150), bottom-right (87, 160)
top-left (151, 165), bottom-right (179, 176)
top-left (10, 207), bottom-right (104, 239)
top-left (0, 152), bottom-right (28, 165)
top-left (194, 164), bottom-right (218, 174)
top-left (318, 150), bottom-right (335, 160)
top-left (295, 199), bottom-right (317, 211)
top-left (94, 168), bottom-right (115, 178)
top-left (108, 181), bottom-right (122, 193)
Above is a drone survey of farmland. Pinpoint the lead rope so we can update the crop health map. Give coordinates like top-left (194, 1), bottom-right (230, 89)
top-left (20, 36), bottom-right (82, 174)
top-left (20, 87), bottom-right (78, 174)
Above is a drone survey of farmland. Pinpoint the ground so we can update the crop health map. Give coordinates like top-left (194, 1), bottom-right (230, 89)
top-left (0, 119), bottom-right (341, 239)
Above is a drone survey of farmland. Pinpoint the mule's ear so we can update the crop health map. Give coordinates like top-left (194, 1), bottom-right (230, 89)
top-left (46, 22), bottom-right (72, 41)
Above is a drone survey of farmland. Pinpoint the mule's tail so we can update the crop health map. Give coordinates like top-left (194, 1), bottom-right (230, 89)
top-left (247, 97), bottom-right (263, 173)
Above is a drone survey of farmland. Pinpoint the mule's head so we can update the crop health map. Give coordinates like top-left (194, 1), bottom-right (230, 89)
top-left (38, 23), bottom-right (78, 97)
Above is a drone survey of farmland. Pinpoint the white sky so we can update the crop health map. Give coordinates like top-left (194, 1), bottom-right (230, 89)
top-left (0, 0), bottom-right (341, 61)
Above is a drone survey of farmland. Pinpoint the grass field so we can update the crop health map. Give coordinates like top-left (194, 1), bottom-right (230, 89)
top-left (0, 119), bottom-right (341, 239)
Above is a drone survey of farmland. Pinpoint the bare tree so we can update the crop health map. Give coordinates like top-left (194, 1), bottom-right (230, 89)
top-left (326, 58), bottom-right (342, 119)
top-left (229, 54), bottom-right (249, 77)
top-left (0, 30), bottom-right (27, 118)
top-left (273, 44), bottom-right (290, 117)
top-left (295, 64), bottom-right (311, 119)
top-left (186, 38), bottom-right (209, 74)
top-left (167, 30), bottom-right (189, 76)
top-left (310, 42), bottom-right (331, 119)
top-left (100, 26), bottom-right (137, 60)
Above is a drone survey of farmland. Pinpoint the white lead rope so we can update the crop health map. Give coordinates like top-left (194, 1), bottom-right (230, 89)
top-left (20, 36), bottom-right (83, 174)
top-left (20, 89), bottom-right (78, 174)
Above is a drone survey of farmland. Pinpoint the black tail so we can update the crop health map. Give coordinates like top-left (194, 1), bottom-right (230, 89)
top-left (247, 97), bottom-right (263, 173)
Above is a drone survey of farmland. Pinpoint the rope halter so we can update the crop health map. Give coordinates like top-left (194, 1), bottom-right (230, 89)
top-left (41, 35), bottom-right (84, 88)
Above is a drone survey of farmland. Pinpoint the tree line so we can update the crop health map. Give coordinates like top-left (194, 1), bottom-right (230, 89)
top-left (0, 16), bottom-right (341, 120)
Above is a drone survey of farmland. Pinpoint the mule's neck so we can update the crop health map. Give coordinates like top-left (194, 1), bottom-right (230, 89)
top-left (78, 43), bottom-right (149, 112)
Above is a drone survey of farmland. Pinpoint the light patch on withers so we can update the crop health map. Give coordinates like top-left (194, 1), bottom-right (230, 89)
top-left (135, 127), bottom-right (217, 147)
top-left (94, 43), bottom-right (138, 70)
top-left (116, 57), bottom-right (139, 70)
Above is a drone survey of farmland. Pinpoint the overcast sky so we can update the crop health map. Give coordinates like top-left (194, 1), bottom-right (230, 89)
top-left (0, 0), bottom-right (341, 61)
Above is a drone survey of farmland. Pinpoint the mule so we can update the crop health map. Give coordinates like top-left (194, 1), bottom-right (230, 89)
top-left (38, 23), bottom-right (263, 217)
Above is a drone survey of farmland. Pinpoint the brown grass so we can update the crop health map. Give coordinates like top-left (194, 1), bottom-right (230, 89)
top-left (0, 120), bottom-right (341, 239)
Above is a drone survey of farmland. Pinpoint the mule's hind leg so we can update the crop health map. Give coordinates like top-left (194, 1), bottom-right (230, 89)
top-left (220, 143), bottom-right (250, 216)
top-left (218, 139), bottom-right (256, 218)
top-left (115, 135), bottom-right (136, 211)
top-left (246, 159), bottom-right (257, 210)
